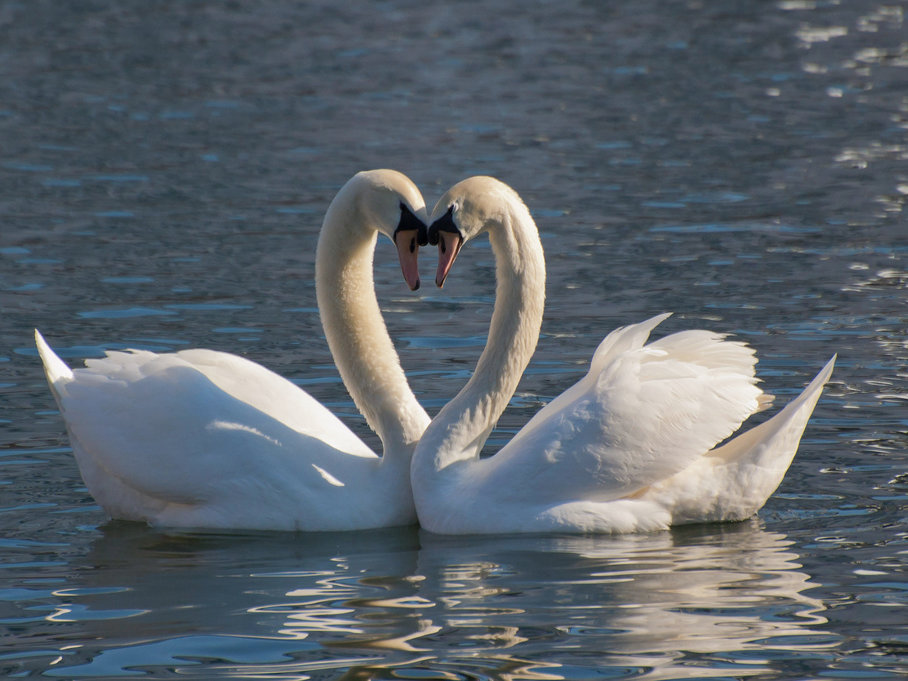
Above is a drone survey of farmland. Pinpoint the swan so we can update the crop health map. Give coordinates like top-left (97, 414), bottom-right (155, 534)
top-left (411, 175), bottom-right (836, 535)
top-left (36, 169), bottom-right (432, 531)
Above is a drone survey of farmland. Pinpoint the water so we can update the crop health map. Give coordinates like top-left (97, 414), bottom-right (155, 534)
top-left (1, 0), bottom-right (906, 678)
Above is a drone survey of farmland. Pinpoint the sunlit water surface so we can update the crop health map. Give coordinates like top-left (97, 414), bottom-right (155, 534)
top-left (2, 1), bottom-right (906, 679)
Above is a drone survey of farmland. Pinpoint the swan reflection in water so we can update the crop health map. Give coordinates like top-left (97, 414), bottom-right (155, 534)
top-left (33, 521), bottom-right (832, 680)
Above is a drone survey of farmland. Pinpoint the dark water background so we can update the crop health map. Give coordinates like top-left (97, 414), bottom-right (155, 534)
top-left (2, 1), bottom-right (906, 678)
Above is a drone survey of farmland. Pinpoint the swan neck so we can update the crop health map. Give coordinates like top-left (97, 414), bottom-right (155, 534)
top-left (316, 196), bottom-right (429, 462)
top-left (416, 200), bottom-right (546, 473)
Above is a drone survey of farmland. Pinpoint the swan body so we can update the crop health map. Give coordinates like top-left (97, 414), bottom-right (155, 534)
top-left (412, 176), bottom-right (835, 535)
top-left (37, 169), bottom-right (431, 531)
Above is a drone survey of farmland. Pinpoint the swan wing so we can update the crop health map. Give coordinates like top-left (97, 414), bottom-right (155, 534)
top-left (170, 348), bottom-right (375, 457)
top-left (478, 315), bottom-right (766, 502)
top-left (54, 342), bottom-right (375, 459)
top-left (36, 332), bottom-right (378, 520)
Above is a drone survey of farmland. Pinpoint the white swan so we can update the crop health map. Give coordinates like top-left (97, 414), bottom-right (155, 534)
top-left (411, 176), bottom-right (836, 535)
top-left (36, 169), bottom-right (431, 531)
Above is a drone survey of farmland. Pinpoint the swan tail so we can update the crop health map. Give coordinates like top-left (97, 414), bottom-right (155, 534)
top-left (35, 330), bottom-right (74, 399)
top-left (709, 354), bottom-right (835, 467)
top-left (657, 355), bottom-right (836, 524)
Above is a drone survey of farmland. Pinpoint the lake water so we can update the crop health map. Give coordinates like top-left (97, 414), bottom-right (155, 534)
top-left (2, 0), bottom-right (906, 678)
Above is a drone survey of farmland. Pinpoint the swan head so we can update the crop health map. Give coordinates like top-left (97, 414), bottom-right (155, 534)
top-left (348, 169), bottom-right (429, 291)
top-left (427, 176), bottom-right (519, 287)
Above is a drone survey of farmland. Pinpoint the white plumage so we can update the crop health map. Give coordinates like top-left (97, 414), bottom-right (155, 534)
top-left (411, 176), bottom-right (834, 535)
top-left (36, 170), bottom-right (430, 531)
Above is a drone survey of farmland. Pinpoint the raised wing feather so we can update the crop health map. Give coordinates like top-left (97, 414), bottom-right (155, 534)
top-left (472, 315), bottom-right (765, 503)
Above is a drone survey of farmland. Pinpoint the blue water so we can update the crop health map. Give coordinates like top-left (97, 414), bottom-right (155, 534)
top-left (2, 0), bottom-right (906, 678)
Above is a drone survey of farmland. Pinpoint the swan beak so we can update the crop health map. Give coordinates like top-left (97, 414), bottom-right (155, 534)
top-left (394, 229), bottom-right (422, 291)
top-left (435, 231), bottom-right (463, 288)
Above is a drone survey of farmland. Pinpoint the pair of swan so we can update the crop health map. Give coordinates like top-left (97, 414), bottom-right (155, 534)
top-left (36, 170), bottom-right (835, 534)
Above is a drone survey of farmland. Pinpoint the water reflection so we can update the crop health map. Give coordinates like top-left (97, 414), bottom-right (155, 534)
top-left (17, 521), bottom-right (836, 679)
top-left (408, 524), bottom-right (834, 680)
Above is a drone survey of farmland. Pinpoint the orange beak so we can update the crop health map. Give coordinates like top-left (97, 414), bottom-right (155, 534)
top-left (435, 230), bottom-right (463, 288)
top-left (394, 229), bottom-right (422, 291)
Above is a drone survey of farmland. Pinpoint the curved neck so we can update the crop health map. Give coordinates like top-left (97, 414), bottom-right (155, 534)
top-left (316, 200), bottom-right (429, 462)
top-left (415, 201), bottom-right (546, 474)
